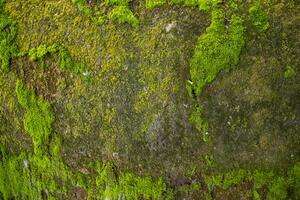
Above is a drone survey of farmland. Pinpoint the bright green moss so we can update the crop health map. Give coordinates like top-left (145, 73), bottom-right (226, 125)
top-left (284, 65), bottom-right (296, 78)
top-left (0, 147), bottom-right (70, 200)
top-left (190, 9), bottom-right (245, 94)
top-left (267, 177), bottom-right (288, 200)
top-left (91, 162), bottom-right (173, 199)
top-left (106, 0), bottom-right (130, 6)
top-left (71, 0), bottom-right (92, 15)
top-left (188, 2), bottom-right (245, 147)
top-left (15, 80), bottom-right (54, 156)
top-left (109, 6), bottom-right (139, 28)
top-left (28, 43), bottom-right (87, 74)
top-left (71, 0), bottom-right (139, 28)
top-left (249, 1), bottom-right (269, 32)
top-left (145, 0), bottom-right (222, 10)
top-left (145, 0), bottom-right (167, 9)
top-left (222, 169), bottom-right (249, 189)
top-left (0, 149), bottom-right (37, 200)
top-left (203, 164), bottom-right (300, 200)
top-left (28, 44), bottom-right (58, 61)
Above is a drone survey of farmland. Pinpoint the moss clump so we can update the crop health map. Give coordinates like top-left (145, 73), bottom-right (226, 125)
top-left (203, 164), bottom-right (300, 200)
top-left (188, 2), bottom-right (245, 146)
top-left (28, 43), bottom-right (86, 74)
top-left (88, 162), bottom-right (173, 199)
top-left (1, 80), bottom-right (70, 199)
top-left (0, 145), bottom-right (71, 200)
top-left (71, 0), bottom-right (139, 28)
top-left (145, 0), bottom-right (167, 9)
top-left (58, 46), bottom-right (86, 74)
top-left (0, 0), bottom-right (17, 72)
top-left (249, 1), bottom-right (269, 33)
top-left (0, 148), bottom-right (37, 200)
top-left (71, 0), bottom-right (91, 15)
top-left (28, 43), bottom-right (58, 61)
top-left (145, 0), bottom-right (222, 10)
top-left (190, 8), bottom-right (245, 95)
top-left (106, 0), bottom-right (131, 6)
top-left (15, 80), bottom-right (55, 156)
top-left (109, 6), bottom-right (139, 28)
top-left (284, 65), bottom-right (296, 79)
top-left (288, 163), bottom-right (300, 198)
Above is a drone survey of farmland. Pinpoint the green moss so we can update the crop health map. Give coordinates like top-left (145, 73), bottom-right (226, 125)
top-left (27, 43), bottom-right (87, 74)
top-left (145, 0), bottom-right (221, 10)
top-left (203, 164), bottom-right (300, 199)
top-left (71, 0), bottom-right (92, 15)
top-left (267, 177), bottom-right (287, 200)
top-left (1, 0), bottom-right (299, 199)
top-left (71, 0), bottom-right (139, 28)
top-left (284, 65), bottom-right (296, 79)
top-left (58, 46), bottom-right (86, 74)
top-left (28, 44), bottom-right (58, 61)
top-left (190, 8), bottom-right (245, 94)
top-left (0, 0), bottom-right (17, 72)
top-left (188, 1), bottom-right (245, 154)
top-left (145, 0), bottom-right (167, 9)
top-left (15, 80), bottom-right (55, 156)
top-left (106, 0), bottom-right (130, 6)
top-left (222, 169), bottom-right (248, 189)
top-left (189, 104), bottom-right (209, 142)
top-left (0, 147), bottom-right (71, 200)
top-left (91, 162), bottom-right (172, 199)
top-left (249, 1), bottom-right (269, 32)
top-left (288, 163), bottom-right (300, 199)
top-left (109, 6), bottom-right (139, 28)
top-left (0, 148), bottom-right (37, 200)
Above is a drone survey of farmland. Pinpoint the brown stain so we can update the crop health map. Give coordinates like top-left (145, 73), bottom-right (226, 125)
top-left (11, 55), bottom-right (66, 102)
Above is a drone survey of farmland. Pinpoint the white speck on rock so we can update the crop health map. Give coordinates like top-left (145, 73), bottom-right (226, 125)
top-left (112, 152), bottom-right (118, 158)
top-left (83, 71), bottom-right (89, 76)
top-left (23, 159), bottom-right (29, 168)
top-left (166, 22), bottom-right (176, 32)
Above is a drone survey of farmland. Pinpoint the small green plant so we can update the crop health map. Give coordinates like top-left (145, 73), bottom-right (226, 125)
top-left (284, 65), bottom-right (296, 78)
top-left (109, 6), bottom-right (139, 28)
top-left (249, 1), bottom-right (270, 32)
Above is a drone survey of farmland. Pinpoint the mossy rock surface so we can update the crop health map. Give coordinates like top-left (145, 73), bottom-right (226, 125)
top-left (0, 0), bottom-right (299, 199)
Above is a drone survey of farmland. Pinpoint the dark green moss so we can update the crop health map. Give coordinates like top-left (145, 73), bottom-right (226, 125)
top-left (0, 0), bottom-right (17, 72)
